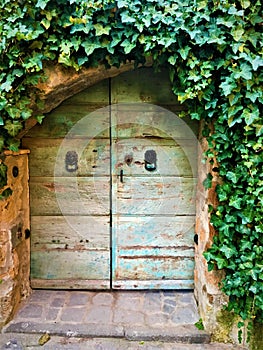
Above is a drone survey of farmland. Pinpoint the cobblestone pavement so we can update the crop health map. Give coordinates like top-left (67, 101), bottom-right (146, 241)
top-left (1, 290), bottom-right (247, 349)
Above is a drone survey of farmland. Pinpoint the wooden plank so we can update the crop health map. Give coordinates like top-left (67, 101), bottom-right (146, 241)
top-left (30, 177), bottom-right (110, 216)
top-left (112, 138), bottom-right (197, 177)
top-left (112, 279), bottom-right (194, 289)
top-left (112, 177), bottom-right (196, 215)
top-left (63, 78), bottom-right (109, 104)
top-left (24, 106), bottom-right (110, 138)
top-left (117, 247), bottom-right (194, 257)
top-left (111, 68), bottom-right (180, 105)
top-left (112, 216), bottom-right (195, 248)
top-left (112, 256), bottom-right (194, 280)
top-left (160, 108), bottom-right (199, 136)
top-left (111, 106), bottom-right (198, 141)
top-left (31, 216), bottom-right (110, 250)
top-left (23, 138), bottom-right (110, 177)
top-left (31, 279), bottom-right (110, 289)
top-left (30, 250), bottom-right (110, 280)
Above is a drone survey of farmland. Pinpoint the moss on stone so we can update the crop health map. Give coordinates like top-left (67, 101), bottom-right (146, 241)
top-left (250, 322), bottom-right (263, 350)
top-left (211, 310), bottom-right (237, 343)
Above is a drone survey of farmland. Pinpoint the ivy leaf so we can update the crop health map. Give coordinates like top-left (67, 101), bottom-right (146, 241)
top-left (58, 54), bottom-right (73, 67)
top-left (255, 124), bottom-right (263, 136)
top-left (0, 136), bottom-right (4, 151)
top-left (234, 63), bottom-right (252, 80)
top-left (0, 166), bottom-right (7, 191)
top-left (35, 115), bottom-right (45, 124)
top-left (36, 0), bottom-right (49, 9)
top-left (215, 257), bottom-right (227, 269)
top-left (240, 239), bottom-right (252, 250)
top-left (120, 39), bottom-right (136, 54)
top-left (81, 40), bottom-right (100, 56)
top-left (241, 0), bottom-right (250, 9)
top-left (197, 0), bottom-right (208, 10)
top-left (229, 196), bottom-right (242, 209)
top-left (94, 23), bottom-right (111, 36)
top-left (242, 107), bottom-right (259, 125)
top-left (203, 173), bottom-right (213, 189)
top-left (77, 56), bottom-right (88, 66)
top-left (7, 139), bottom-right (20, 152)
top-left (4, 120), bottom-right (23, 137)
top-left (220, 78), bottom-right (237, 96)
top-left (231, 25), bottom-right (244, 42)
top-left (1, 80), bottom-right (13, 92)
top-left (5, 107), bottom-right (20, 119)
top-left (217, 17), bottom-right (235, 28)
top-left (0, 96), bottom-right (7, 111)
top-left (251, 56), bottom-right (263, 71)
top-left (168, 55), bottom-right (177, 66)
top-left (121, 11), bottom-right (136, 23)
top-left (178, 46), bottom-right (191, 60)
top-left (228, 7), bottom-right (244, 16)
top-left (220, 245), bottom-right (236, 259)
top-left (117, 0), bottom-right (129, 8)
top-left (246, 90), bottom-right (260, 103)
top-left (226, 171), bottom-right (238, 183)
top-left (41, 18), bottom-right (50, 30)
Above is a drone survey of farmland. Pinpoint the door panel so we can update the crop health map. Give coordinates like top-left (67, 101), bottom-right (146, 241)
top-left (112, 176), bottom-right (195, 216)
top-left (112, 216), bottom-right (195, 288)
top-left (25, 80), bottom-right (111, 289)
top-left (30, 177), bottom-right (110, 216)
top-left (112, 138), bottom-right (196, 176)
top-left (111, 113), bottom-right (196, 289)
top-left (31, 250), bottom-right (110, 289)
top-left (112, 216), bottom-right (195, 248)
top-left (22, 138), bottom-right (110, 177)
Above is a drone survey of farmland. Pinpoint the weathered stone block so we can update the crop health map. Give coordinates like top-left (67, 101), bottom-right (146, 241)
top-left (0, 151), bottom-right (30, 328)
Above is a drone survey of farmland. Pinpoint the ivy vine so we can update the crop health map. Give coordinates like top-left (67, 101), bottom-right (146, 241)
top-left (0, 0), bottom-right (262, 340)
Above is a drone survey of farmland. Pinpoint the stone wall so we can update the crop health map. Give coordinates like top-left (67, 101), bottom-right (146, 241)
top-left (0, 151), bottom-right (31, 327)
top-left (194, 125), bottom-right (246, 345)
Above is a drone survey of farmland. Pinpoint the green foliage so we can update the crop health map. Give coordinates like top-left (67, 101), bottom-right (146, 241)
top-left (195, 318), bottom-right (205, 330)
top-left (0, 0), bottom-right (262, 341)
top-left (0, 161), bottom-right (12, 200)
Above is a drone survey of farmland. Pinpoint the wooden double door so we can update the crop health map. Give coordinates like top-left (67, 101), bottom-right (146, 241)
top-left (24, 69), bottom-right (197, 290)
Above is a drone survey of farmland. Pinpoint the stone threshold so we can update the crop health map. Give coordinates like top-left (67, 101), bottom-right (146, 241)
top-left (4, 322), bottom-right (210, 344)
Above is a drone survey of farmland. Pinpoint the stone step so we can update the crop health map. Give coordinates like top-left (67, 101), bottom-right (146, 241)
top-left (0, 333), bottom-right (248, 350)
top-left (4, 322), bottom-right (210, 343)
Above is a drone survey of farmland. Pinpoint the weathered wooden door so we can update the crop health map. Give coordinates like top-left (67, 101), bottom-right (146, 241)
top-left (111, 104), bottom-right (196, 289)
top-left (23, 68), bottom-right (197, 289)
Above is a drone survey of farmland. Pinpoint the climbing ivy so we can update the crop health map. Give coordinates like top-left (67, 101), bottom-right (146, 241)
top-left (0, 0), bottom-right (262, 340)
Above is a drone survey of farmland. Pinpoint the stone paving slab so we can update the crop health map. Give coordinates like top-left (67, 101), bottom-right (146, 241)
top-left (4, 322), bottom-right (124, 338)
top-left (124, 325), bottom-right (210, 343)
top-left (4, 290), bottom-right (200, 327)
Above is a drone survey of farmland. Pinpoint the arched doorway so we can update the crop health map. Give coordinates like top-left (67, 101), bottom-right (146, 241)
top-left (22, 67), bottom-right (198, 290)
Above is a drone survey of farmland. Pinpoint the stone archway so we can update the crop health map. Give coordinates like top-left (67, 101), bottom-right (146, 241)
top-left (1, 62), bottom-right (230, 342)
top-left (20, 60), bottom-right (151, 138)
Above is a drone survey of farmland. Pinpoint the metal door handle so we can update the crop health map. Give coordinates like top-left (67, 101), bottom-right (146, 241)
top-left (120, 169), bottom-right (124, 183)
